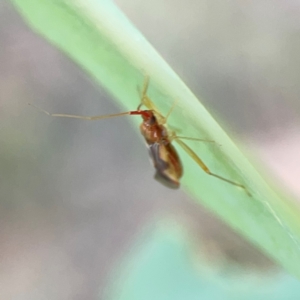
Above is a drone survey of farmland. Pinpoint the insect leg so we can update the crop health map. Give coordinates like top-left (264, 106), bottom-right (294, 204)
top-left (137, 75), bottom-right (164, 115)
top-left (137, 75), bottom-right (150, 110)
top-left (136, 75), bottom-right (178, 123)
top-left (161, 99), bottom-right (179, 124)
top-left (141, 75), bottom-right (150, 100)
top-left (171, 135), bottom-right (216, 144)
top-left (175, 139), bottom-right (251, 196)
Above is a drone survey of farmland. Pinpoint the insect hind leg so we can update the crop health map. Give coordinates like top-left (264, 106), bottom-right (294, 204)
top-left (175, 138), bottom-right (251, 196)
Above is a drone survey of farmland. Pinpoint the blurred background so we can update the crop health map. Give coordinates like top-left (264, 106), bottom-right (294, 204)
top-left (1, 0), bottom-right (300, 299)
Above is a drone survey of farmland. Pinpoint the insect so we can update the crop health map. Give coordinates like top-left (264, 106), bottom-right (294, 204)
top-left (30, 76), bottom-right (250, 195)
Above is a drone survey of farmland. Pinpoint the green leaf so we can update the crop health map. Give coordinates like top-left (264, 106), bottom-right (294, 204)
top-left (9, 0), bottom-right (300, 277)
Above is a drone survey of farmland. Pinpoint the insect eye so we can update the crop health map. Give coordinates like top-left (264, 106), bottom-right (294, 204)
top-left (148, 115), bottom-right (156, 125)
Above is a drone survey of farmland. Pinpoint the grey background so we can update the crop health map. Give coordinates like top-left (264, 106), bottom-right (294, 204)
top-left (1, 0), bottom-right (300, 299)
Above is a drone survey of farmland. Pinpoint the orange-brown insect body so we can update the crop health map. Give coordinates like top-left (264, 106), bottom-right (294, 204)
top-left (139, 110), bottom-right (165, 143)
top-left (138, 110), bottom-right (183, 189)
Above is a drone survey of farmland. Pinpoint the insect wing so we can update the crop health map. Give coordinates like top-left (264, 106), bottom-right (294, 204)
top-left (148, 142), bottom-right (182, 189)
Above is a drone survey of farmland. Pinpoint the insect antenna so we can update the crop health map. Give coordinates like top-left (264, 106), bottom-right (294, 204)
top-left (28, 103), bottom-right (152, 120)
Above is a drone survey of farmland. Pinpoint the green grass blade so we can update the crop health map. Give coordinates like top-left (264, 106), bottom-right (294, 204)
top-left (9, 0), bottom-right (300, 277)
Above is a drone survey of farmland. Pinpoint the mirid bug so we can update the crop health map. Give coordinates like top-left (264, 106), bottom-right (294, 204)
top-left (30, 76), bottom-right (250, 195)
